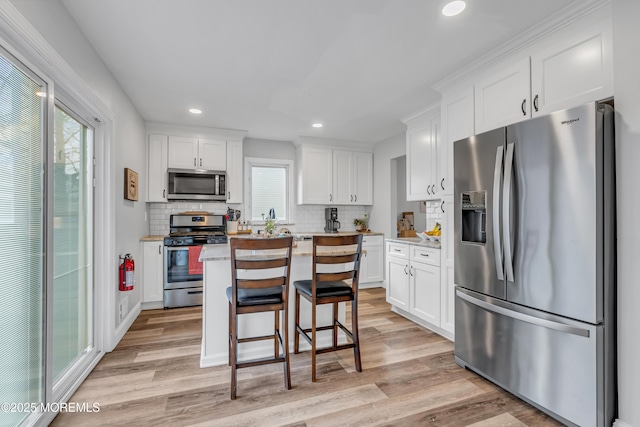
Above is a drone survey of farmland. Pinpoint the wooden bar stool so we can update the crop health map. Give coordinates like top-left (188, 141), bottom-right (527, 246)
top-left (227, 236), bottom-right (293, 399)
top-left (293, 234), bottom-right (363, 381)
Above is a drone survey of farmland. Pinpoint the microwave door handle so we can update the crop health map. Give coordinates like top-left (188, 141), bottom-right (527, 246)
top-left (493, 146), bottom-right (504, 281)
top-left (502, 142), bottom-right (515, 283)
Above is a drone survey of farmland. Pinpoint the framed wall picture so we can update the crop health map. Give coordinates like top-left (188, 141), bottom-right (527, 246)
top-left (124, 168), bottom-right (138, 201)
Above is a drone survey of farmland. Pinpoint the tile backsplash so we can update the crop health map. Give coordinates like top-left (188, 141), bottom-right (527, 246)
top-left (148, 202), bottom-right (370, 235)
top-left (425, 200), bottom-right (443, 231)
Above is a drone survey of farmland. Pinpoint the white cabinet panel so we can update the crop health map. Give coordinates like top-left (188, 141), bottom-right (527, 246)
top-left (475, 57), bottom-right (531, 133)
top-left (168, 136), bottom-right (199, 169)
top-left (142, 241), bottom-right (164, 306)
top-left (361, 235), bottom-right (383, 284)
top-left (404, 109), bottom-right (440, 201)
top-left (199, 139), bottom-right (226, 171)
top-left (439, 195), bottom-right (455, 336)
top-left (147, 134), bottom-right (168, 202)
top-left (353, 152), bottom-right (373, 205)
top-left (386, 255), bottom-right (409, 310)
top-left (297, 147), bottom-right (333, 205)
top-left (531, 21), bottom-right (613, 116)
top-left (333, 150), bottom-right (353, 205)
top-left (410, 262), bottom-right (440, 325)
top-left (226, 140), bottom-right (242, 203)
top-left (440, 87), bottom-right (474, 196)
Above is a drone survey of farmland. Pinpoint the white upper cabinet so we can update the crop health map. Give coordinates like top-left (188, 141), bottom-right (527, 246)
top-left (475, 57), bottom-right (532, 133)
top-left (332, 150), bottom-right (353, 205)
top-left (440, 87), bottom-right (474, 196)
top-left (168, 136), bottom-right (227, 170)
top-left (167, 136), bottom-right (199, 169)
top-left (225, 140), bottom-right (243, 203)
top-left (404, 107), bottom-right (440, 201)
top-left (199, 139), bottom-right (227, 170)
top-left (147, 134), bottom-right (168, 202)
top-left (298, 145), bottom-right (372, 205)
top-left (297, 146), bottom-right (333, 205)
top-left (353, 151), bottom-right (373, 205)
top-left (531, 20), bottom-right (613, 116)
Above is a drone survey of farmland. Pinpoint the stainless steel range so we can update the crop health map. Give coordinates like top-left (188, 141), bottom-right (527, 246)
top-left (163, 214), bottom-right (227, 308)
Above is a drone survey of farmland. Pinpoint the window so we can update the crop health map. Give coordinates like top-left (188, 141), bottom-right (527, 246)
top-left (244, 157), bottom-right (294, 223)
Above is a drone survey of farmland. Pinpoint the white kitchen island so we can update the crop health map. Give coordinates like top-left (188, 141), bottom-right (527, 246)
top-left (199, 238), bottom-right (363, 368)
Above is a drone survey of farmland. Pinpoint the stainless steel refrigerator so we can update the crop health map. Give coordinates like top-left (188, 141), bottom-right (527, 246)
top-left (453, 102), bottom-right (616, 427)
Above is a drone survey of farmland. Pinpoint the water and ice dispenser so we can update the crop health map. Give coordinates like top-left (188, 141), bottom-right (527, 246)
top-left (461, 191), bottom-right (487, 244)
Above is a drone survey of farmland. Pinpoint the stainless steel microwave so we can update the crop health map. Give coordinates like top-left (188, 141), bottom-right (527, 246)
top-left (167, 168), bottom-right (227, 201)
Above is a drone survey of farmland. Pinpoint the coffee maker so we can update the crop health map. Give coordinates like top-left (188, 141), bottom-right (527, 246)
top-left (324, 207), bottom-right (340, 233)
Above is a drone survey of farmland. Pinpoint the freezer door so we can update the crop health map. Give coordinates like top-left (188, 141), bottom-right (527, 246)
top-left (454, 127), bottom-right (506, 299)
top-left (455, 288), bottom-right (611, 427)
top-left (506, 102), bottom-right (605, 323)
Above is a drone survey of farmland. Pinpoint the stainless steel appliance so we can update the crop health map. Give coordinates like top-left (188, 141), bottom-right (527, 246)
top-left (324, 207), bottom-right (340, 233)
top-left (163, 214), bottom-right (227, 308)
top-left (454, 102), bottom-right (616, 427)
top-left (167, 168), bottom-right (226, 201)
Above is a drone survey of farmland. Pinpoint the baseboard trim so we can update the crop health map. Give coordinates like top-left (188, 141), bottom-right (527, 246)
top-left (390, 306), bottom-right (454, 341)
top-left (115, 301), bottom-right (141, 345)
top-left (360, 282), bottom-right (383, 290)
top-left (614, 420), bottom-right (633, 427)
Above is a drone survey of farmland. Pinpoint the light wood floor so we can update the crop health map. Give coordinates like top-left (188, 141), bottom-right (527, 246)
top-left (51, 288), bottom-right (561, 426)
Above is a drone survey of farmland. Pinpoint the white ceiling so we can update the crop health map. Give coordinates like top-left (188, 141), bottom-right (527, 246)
top-left (61, 0), bottom-right (575, 144)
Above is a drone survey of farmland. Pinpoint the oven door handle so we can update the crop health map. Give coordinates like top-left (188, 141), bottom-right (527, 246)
top-left (165, 246), bottom-right (198, 251)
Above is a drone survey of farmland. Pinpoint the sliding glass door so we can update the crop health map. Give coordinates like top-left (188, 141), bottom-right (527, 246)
top-left (52, 105), bottom-right (94, 384)
top-left (0, 48), bottom-right (46, 427)
top-left (0, 44), bottom-right (96, 427)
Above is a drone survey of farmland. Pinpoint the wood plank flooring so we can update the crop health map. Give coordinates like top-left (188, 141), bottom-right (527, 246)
top-left (51, 288), bottom-right (561, 427)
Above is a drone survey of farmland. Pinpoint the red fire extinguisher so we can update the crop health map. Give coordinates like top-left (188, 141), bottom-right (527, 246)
top-left (119, 254), bottom-right (135, 291)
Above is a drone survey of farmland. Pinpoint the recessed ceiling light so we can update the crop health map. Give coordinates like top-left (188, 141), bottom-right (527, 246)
top-left (442, 0), bottom-right (466, 17)
top-left (189, 108), bottom-right (202, 114)
top-left (312, 123), bottom-right (323, 128)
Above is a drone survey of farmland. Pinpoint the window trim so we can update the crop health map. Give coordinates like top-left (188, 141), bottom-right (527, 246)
top-left (244, 157), bottom-right (294, 225)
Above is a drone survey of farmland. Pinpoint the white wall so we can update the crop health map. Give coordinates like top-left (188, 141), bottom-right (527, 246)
top-left (371, 132), bottom-right (406, 237)
top-left (612, 1), bottom-right (640, 426)
top-left (11, 1), bottom-right (147, 333)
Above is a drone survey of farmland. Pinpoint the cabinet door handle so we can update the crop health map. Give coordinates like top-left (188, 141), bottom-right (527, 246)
top-left (228, 191), bottom-right (230, 199)
top-left (354, 195), bottom-right (357, 202)
top-left (200, 158), bottom-right (202, 167)
top-left (158, 245), bottom-right (162, 254)
top-left (193, 157), bottom-right (196, 166)
top-left (420, 253), bottom-right (429, 257)
top-left (163, 189), bottom-right (165, 198)
top-left (409, 266), bottom-right (414, 276)
top-left (351, 195), bottom-right (353, 202)
top-left (393, 248), bottom-right (401, 252)
top-left (521, 99), bottom-right (526, 116)
top-left (427, 186), bottom-right (431, 195)
top-left (404, 265), bottom-right (408, 275)
top-left (441, 178), bottom-right (445, 190)
top-left (534, 94), bottom-right (539, 112)
top-left (329, 194), bottom-right (333, 202)
top-left (431, 184), bottom-right (436, 194)
top-left (441, 201), bottom-right (445, 213)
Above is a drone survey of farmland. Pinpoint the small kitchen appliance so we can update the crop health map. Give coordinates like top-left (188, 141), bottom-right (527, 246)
top-left (324, 207), bottom-right (340, 233)
top-left (163, 214), bottom-right (227, 308)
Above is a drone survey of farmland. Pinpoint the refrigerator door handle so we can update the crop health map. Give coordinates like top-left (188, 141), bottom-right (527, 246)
top-left (503, 142), bottom-right (515, 283)
top-left (456, 289), bottom-right (590, 338)
top-left (493, 146), bottom-right (504, 281)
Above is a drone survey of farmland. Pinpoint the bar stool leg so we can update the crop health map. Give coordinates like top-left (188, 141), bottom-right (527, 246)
top-left (283, 308), bottom-right (291, 390)
top-left (274, 311), bottom-right (279, 359)
top-left (294, 291), bottom-right (300, 354)
top-left (311, 299), bottom-right (317, 382)
top-left (230, 309), bottom-right (238, 400)
top-left (332, 302), bottom-right (338, 348)
top-left (351, 298), bottom-right (362, 372)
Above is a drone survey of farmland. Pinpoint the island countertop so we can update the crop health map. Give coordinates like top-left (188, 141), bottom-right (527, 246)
top-left (200, 233), bottom-right (376, 261)
top-left (385, 236), bottom-right (441, 249)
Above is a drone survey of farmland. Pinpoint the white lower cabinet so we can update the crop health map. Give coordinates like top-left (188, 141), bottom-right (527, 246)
top-left (439, 196), bottom-right (455, 336)
top-left (142, 241), bottom-right (164, 308)
top-left (386, 240), bottom-right (451, 340)
top-left (360, 235), bottom-right (383, 284)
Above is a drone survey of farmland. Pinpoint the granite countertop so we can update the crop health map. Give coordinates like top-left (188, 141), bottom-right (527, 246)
top-left (385, 236), bottom-right (441, 249)
top-left (140, 235), bottom-right (165, 242)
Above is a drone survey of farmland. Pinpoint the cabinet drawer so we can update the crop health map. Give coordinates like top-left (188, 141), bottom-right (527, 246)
top-left (410, 246), bottom-right (440, 266)
top-left (362, 235), bottom-right (383, 246)
top-left (387, 242), bottom-right (409, 258)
